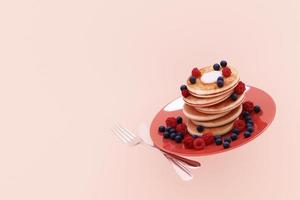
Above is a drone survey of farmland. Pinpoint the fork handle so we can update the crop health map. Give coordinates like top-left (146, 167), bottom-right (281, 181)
top-left (159, 149), bottom-right (201, 167)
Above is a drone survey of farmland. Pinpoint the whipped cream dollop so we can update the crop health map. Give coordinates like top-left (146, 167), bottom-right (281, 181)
top-left (201, 71), bottom-right (222, 84)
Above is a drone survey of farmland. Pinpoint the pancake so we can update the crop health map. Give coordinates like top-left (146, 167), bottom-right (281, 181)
top-left (191, 105), bottom-right (242, 127)
top-left (188, 79), bottom-right (239, 98)
top-left (194, 92), bottom-right (246, 114)
top-left (183, 89), bottom-right (232, 107)
top-left (187, 66), bottom-right (240, 96)
top-left (183, 103), bottom-right (231, 122)
top-left (187, 119), bottom-right (234, 136)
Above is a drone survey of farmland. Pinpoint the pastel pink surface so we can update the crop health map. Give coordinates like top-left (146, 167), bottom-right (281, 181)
top-left (150, 87), bottom-right (276, 156)
top-left (1, 1), bottom-right (300, 200)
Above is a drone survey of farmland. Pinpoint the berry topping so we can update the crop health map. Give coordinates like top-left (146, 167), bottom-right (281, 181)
top-left (180, 84), bottom-right (187, 91)
top-left (234, 81), bottom-right (246, 95)
top-left (192, 68), bottom-right (201, 78)
top-left (230, 93), bottom-right (238, 101)
top-left (181, 89), bottom-right (190, 98)
top-left (222, 67), bottom-right (232, 77)
top-left (242, 111), bottom-right (250, 118)
top-left (176, 116), bottom-right (183, 124)
top-left (245, 115), bottom-right (252, 122)
top-left (170, 132), bottom-right (177, 140)
top-left (213, 63), bottom-right (221, 71)
top-left (169, 128), bottom-right (176, 133)
top-left (220, 60), bottom-right (227, 67)
top-left (217, 76), bottom-right (224, 81)
top-left (176, 123), bottom-right (187, 134)
top-left (233, 119), bottom-right (246, 130)
top-left (214, 135), bottom-right (222, 140)
top-left (193, 138), bottom-right (206, 150)
top-left (183, 137), bottom-right (194, 149)
top-left (202, 132), bottom-right (215, 145)
top-left (192, 135), bottom-right (199, 139)
top-left (232, 128), bottom-right (240, 134)
top-left (166, 117), bottom-right (177, 128)
top-left (230, 133), bottom-right (238, 141)
top-left (244, 131), bottom-right (251, 138)
top-left (215, 138), bottom-right (222, 145)
top-left (158, 126), bottom-right (165, 133)
top-left (223, 141), bottom-right (230, 149)
top-left (247, 126), bottom-right (254, 133)
top-left (166, 127), bottom-right (172, 132)
top-left (243, 101), bottom-right (254, 113)
top-left (163, 131), bottom-right (170, 138)
top-left (247, 123), bottom-right (253, 128)
top-left (196, 125), bottom-right (204, 132)
top-left (189, 76), bottom-right (197, 84)
top-left (217, 79), bottom-right (224, 88)
top-left (177, 132), bottom-right (184, 138)
top-left (224, 137), bottom-right (232, 143)
top-left (254, 105), bottom-right (261, 113)
top-left (175, 135), bottom-right (183, 143)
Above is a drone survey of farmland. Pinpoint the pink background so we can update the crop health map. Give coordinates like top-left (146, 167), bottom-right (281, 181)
top-left (0, 0), bottom-right (299, 199)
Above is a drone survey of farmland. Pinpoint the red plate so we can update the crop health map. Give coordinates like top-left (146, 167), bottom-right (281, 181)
top-left (150, 86), bottom-right (276, 156)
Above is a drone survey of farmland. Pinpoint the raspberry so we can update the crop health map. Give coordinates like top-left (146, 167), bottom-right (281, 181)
top-left (176, 123), bottom-right (187, 135)
top-left (181, 89), bottom-right (190, 98)
top-left (234, 81), bottom-right (246, 95)
top-left (202, 132), bottom-right (214, 145)
top-left (192, 68), bottom-right (201, 78)
top-left (183, 137), bottom-right (194, 149)
top-left (165, 117), bottom-right (177, 128)
top-left (193, 138), bottom-right (206, 150)
top-left (233, 119), bottom-right (246, 130)
top-left (243, 101), bottom-right (254, 113)
top-left (222, 67), bottom-right (232, 77)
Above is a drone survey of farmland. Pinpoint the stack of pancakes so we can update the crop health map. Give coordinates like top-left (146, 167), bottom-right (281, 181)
top-left (183, 66), bottom-right (245, 136)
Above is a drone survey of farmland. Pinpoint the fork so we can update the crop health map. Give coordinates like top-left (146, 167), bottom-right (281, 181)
top-left (112, 122), bottom-right (200, 167)
top-left (112, 123), bottom-right (193, 179)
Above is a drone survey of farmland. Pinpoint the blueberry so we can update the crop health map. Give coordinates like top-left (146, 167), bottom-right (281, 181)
top-left (247, 120), bottom-right (253, 125)
top-left (163, 131), bottom-right (170, 139)
top-left (158, 126), bottom-right (165, 133)
top-left (217, 80), bottom-right (224, 88)
top-left (230, 93), bottom-right (238, 101)
top-left (232, 128), bottom-right (240, 134)
top-left (192, 134), bottom-right (199, 139)
top-left (169, 128), bottom-right (176, 133)
top-left (224, 137), bottom-right (232, 143)
top-left (245, 116), bottom-right (252, 121)
top-left (254, 105), bottom-right (261, 113)
top-left (242, 111), bottom-right (250, 118)
top-left (170, 132), bottom-right (177, 140)
top-left (244, 131), bottom-right (251, 138)
top-left (175, 135), bottom-right (183, 143)
top-left (215, 138), bottom-right (222, 145)
top-left (223, 141), bottom-right (230, 149)
top-left (247, 123), bottom-right (253, 128)
top-left (189, 76), bottom-right (196, 84)
top-left (213, 63), bottom-right (221, 71)
top-left (230, 133), bottom-right (238, 141)
top-left (217, 76), bottom-right (224, 81)
top-left (197, 125), bottom-right (204, 132)
top-left (220, 60), bottom-right (227, 67)
top-left (214, 135), bottom-right (222, 140)
top-left (180, 85), bottom-right (187, 91)
top-left (247, 126), bottom-right (254, 133)
top-left (176, 116), bottom-right (183, 124)
top-left (177, 132), bottom-right (184, 138)
top-left (166, 127), bottom-right (172, 132)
